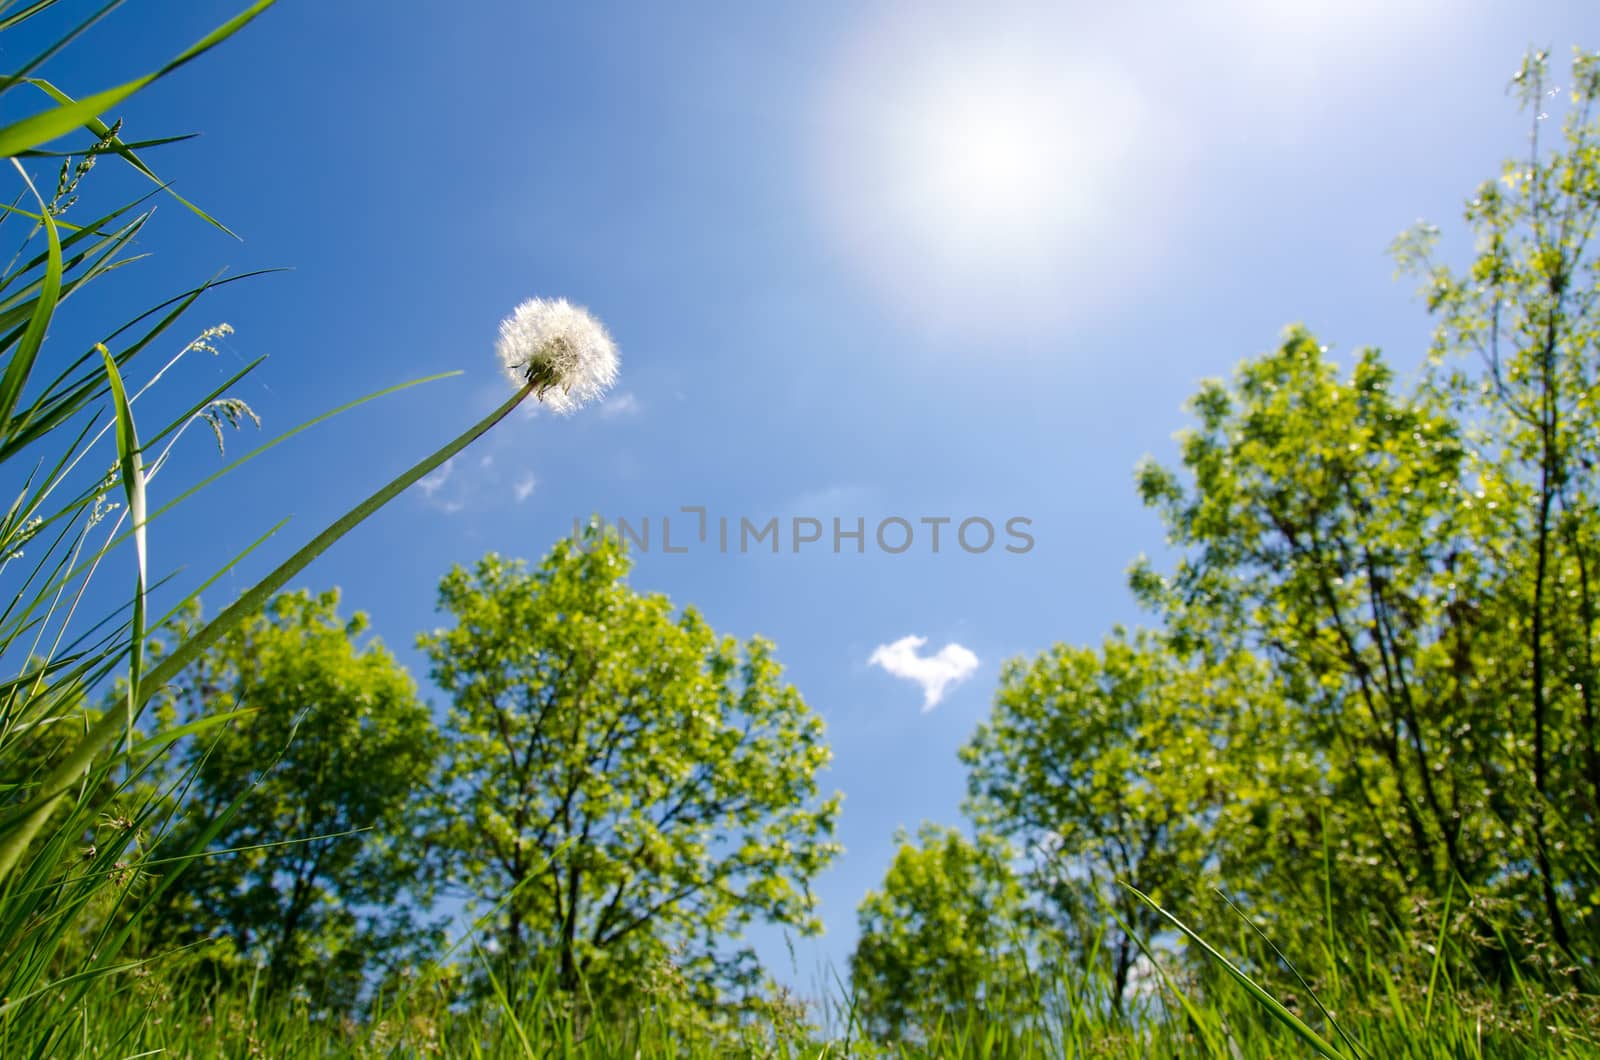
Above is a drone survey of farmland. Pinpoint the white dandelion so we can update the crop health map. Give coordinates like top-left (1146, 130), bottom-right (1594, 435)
top-left (495, 297), bottom-right (619, 414)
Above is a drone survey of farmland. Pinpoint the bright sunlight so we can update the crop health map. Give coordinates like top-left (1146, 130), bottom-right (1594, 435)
top-left (812, 10), bottom-right (1145, 338)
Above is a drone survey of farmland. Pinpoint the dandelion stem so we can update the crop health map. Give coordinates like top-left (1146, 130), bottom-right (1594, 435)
top-left (0, 382), bottom-right (536, 883)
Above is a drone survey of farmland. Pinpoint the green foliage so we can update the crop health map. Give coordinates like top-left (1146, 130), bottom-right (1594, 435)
top-left (1131, 330), bottom-right (1483, 950)
top-left (849, 823), bottom-right (1041, 1042)
top-left (419, 523), bottom-right (842, 1006)
top-left (961, 630), bottom-right (1285, 1010)
top-left (140, 589), bottom-right (439, 1008)
top-left (1129, 46), bottom-right (1600, 977)
top-left (841, 42), bottom-right (1600, 1051)
top-left (1395, 46), bottom-right (1600, 963)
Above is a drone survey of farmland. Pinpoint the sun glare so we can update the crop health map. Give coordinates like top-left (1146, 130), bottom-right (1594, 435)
top-left (899, 81), bottom-right (1071, 241)
top-left (813, 11), bottom-right (1146, 337)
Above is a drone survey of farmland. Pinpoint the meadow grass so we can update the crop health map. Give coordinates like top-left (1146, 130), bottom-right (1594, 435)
top-left (22, 922), bottom-right (1600, 1058)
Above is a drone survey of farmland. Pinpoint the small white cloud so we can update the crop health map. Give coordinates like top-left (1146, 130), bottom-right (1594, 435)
top-left (418, 458), bottom-right (455, 498)
top-left (599, 391), bottom-right (640, 418)
top-left (415, 448), bottom-right (538, 514)
top-left (868, 634), bottom-right (978, 710)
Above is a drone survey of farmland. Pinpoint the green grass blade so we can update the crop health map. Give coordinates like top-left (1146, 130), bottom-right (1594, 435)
top-left (146, 519), bottom-right (287, 636)
top-left (1110, 907), bottom-right (1222, 1058)
top-left (1422, 875), bottom-right (1455, 1030)
top-left (0, 168), bottom-right (61, 432)
top-left (1214, 888), bottom-right (1367, 1058)
top-left (474, 943), bottom-right (539, 1059)
top-left (0, 211), bottom-right (146, 344)
top-left (23, 78), bottom-right (234, 235)
top-left (15, 134), bottom-right (198, 158)
top-left (0, 0), bottom-right (277, 158)
top-left (140, 355), bottom-right (266, 450)
top-left (0, 192), bottom-right (154, 302)
top-left (0, 372), bottom-right (456, 660)
top-left (1121, 881), bottom-right (1348, 1059)
top-left (0, 377), bottom-right (527, 883)
top-left (144, 370), bottom-right (461, 525)
top-left (0, 2), bottom-right (121, 96)
top-left (99, 345), bottom-right (145, 755)
top-left (5, 270), bottom-right (283, 465)
top-left (0, 0), bottom-right (62, 33)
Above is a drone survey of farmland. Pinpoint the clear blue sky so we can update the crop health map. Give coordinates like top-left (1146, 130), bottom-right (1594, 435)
top-left (11, 0), bottom-right (1594, 995)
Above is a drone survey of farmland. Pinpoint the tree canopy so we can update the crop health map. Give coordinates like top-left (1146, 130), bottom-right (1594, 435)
top-left (144, 589), bottom-right (438, 1007)
top-left (851, 48), bottom-right (1600, 1029)
top-left (418, 525), bottom-right (842, 1004)
top-left (850, 823), bottom-right (1041, 1041)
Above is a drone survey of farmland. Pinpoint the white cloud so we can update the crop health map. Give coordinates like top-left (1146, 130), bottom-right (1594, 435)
top-left (599, 391), bottom-right (640, 418)
top-left (868, 635), bottom-right (979, 710)
top-left (414, 454), bottom-right (535, 513)
top-left (418, 458), bottom-right (455, 498)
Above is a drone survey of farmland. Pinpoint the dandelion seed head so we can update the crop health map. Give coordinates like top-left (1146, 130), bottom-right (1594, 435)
top-left (495, 297), bottom-right (619, 414)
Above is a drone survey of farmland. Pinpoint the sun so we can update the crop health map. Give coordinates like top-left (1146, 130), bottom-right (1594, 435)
top-left (891, 73), bottom-right (1073, 244)
top-left (811, 11), bottom-right (1145, 337)
top-left (939, 111), bottom-right (1051, 215)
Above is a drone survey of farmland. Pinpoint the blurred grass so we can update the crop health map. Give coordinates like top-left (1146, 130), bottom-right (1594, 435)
top-left (20, 927), bottom-right (1600, 1059)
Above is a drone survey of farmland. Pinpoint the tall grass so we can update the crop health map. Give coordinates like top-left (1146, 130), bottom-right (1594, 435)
top-left (0, 5), bottom-right (542, 1054)
top-left (21, 911), bottom-right (1600, 1058)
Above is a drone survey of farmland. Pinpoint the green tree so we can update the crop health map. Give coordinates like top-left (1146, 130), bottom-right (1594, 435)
top-left (1128, 46), bottom-right (1600, 973)
top-left (419, 524), bottom-right (841, 1004)
top-left (849, 823), bottom-right (1041, 1042)
top-left (960, 630), bottom-right (1284, 1010)
top-left (1393, 47), bottom-right (1600, 962)
top-left (1130, 333), bottom-right (1474, 941)
top-left (144, 589), bottom-right (439, 1007)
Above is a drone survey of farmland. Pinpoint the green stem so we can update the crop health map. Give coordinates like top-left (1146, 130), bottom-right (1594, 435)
top-left (0, 382), bottom-right (534, 883)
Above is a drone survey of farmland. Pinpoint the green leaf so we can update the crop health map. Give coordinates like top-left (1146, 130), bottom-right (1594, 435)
top-left (0, 172), bottom-right (61, 432)
top-left (23, 78), bottom-right (235, 235)
top-left (0, 0), bottom-right (277, 159)
top-left (99, 345), bottom-right (145, 753)
top-left (1123, 881), bottom-right (1349, 1059)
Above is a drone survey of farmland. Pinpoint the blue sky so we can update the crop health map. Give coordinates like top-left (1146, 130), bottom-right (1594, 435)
top-left (11, 0), bottom-right (1595, 994)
